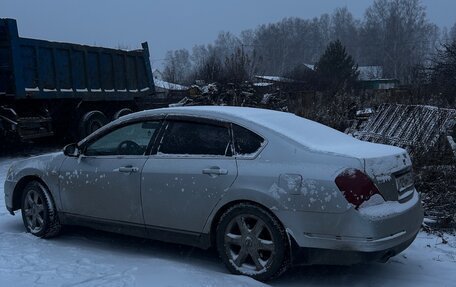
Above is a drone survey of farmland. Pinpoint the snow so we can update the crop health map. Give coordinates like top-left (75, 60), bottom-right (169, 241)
top-left (25, 87), bottom-right (39, 92)
top-left (261, 93), bottom-right (274, 104)
top-left (356, 108), bottom-right (373, 116)
top-left (0, 155), bottom-right (264, 287)
top-left (158, 106), bottom-right (406, 160)
top-left (359, 191), bottom-right (420, 220)
top-left (268, 183), bottom-right (288, 200)
top-left (253, 82), bottom-right (273, 87)
top-left (358, 194), bottom-right (385, 209)
top-left (357, 66), bottom-right (383, 80)
top-left (447, 136), bottom-right (456, 157)
top-left (304, 64), bottom-right (315, 70)
top-left (275, 233), bottom-right (456, 287)
top-left (254, 75), bottom-right (295, 83)
top-left (154, 79), bottom-right (189, 91)
top-left (1, 154), bottom-right (456, 286)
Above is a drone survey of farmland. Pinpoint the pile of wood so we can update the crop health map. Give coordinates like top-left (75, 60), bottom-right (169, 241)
top-left (170, 82), bottom-right (289, 111)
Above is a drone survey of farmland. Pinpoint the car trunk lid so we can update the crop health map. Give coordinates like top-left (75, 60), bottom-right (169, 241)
top-left (313, 140), bottom-right (413, 202)
top-left (363, 151), bottom-right (414, 202)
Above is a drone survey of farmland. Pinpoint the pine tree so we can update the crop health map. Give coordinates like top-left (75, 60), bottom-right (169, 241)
top-left (315, 40), bottom-right (359, 91)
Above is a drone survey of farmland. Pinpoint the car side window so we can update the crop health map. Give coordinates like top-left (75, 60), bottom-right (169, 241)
top-left (85, 121), bottom-right (160, 156)
top-left (233, 124), bottom-right (264, 155)
top-left (158, 120), bottom-right (232, 156)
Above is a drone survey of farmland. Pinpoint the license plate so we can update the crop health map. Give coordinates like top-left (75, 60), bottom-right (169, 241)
top-left (396, 172), bottom-right (414, 191)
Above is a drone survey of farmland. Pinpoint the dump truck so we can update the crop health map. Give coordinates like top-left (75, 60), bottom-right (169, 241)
top-left (0, 18), bottom-right (173, 143)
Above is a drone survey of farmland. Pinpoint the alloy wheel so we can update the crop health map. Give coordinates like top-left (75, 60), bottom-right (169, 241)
top-left (224, 214), bottom-right (275, 273)
top-left (23, 189), bottom-right (46, 233)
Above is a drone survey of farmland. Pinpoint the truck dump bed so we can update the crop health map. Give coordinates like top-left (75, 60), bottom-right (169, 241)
top-left (0, 18), bottom-right (155, 100)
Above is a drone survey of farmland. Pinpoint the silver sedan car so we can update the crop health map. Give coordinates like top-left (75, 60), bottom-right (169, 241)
top-left (4, 106), bottom-right (423, 281)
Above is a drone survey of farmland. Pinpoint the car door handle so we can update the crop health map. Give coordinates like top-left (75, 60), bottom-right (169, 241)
top-left (202, 167), bottom-right (228, 176)
top-left (116, 166), bottom-right (139, 173)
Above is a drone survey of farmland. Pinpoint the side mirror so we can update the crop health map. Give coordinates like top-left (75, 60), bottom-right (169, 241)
top-left (63, 143), bottom-right (81, 157)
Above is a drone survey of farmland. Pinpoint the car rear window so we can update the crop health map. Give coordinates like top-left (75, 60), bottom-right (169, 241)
top-left (158, 120), bottom-right (232, 156)
top-left (233, 124), bottom-right (264, 155)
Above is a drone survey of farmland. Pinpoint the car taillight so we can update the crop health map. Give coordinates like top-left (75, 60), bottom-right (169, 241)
top-left (335, 169), bottom-right (383, 209)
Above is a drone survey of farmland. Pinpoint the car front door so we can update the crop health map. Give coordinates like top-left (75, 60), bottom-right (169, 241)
top-left (141, 117), bottom-right (238, 233)
top-left (60, 120), bottom-right (162, 224)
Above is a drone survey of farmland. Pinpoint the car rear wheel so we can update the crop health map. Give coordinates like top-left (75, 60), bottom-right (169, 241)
top-left (216, 203), bottom-right (289, 281)
top-left (21, 181), bottom-right (62, 238)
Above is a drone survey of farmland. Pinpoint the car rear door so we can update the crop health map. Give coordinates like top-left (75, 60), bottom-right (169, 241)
top-left (141, 116), bottom-right (238, 233)
top-left (59, 119), bottom-right (162, 225)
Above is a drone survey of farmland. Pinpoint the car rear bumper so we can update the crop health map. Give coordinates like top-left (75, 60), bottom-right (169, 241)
top-left (276, 190), bottom-right (423, 265)
top-left (290, 230), bottom-right (418, 265)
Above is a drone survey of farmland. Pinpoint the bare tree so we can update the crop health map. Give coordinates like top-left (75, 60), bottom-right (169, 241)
top-left (431, 40), bottom-right (456, 105)
top-left (252, 16), bottom-right (331, 75)
top-left (361, 0), bottom-right (439, 83)
top-left (213, 31), bottom-right (241, 62)
top-left (162, 1), bottom-right (444, 86)
top-left (330, 7), bottom-right (361, 60)
top-left (162, 49), bottom-right (191, 84)
top-left (450, 22), bottom-right (456, 42)
top-left (193, 47), bottom-right (223, 83)
top-left (223, 48), bottom-right (253, 83)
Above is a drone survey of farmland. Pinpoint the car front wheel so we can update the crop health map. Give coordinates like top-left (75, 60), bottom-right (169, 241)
top-left (21, 181), bottom-right (62, 238)
top-left (216, 203), bottom-right (289, 281)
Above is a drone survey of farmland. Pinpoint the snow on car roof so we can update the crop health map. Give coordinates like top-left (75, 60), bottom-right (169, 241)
top-left (120, 106), bottom-right (405, 159)
top-left (164, 107), bottom-right (405, 158)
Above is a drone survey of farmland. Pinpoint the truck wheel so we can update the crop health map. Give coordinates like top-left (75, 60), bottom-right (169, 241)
top-left (113, 108), bottom-right (133, 120)
top-left (21, 181), bottom-right (62, 238)
top-left (216, 203), bottom-right (290, 281)
top-left (78, 110), bottom-right (108, 139)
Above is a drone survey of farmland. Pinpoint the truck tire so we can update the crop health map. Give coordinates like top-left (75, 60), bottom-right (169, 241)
top-left (78, 110), bottom-right (108, 139)
top-left (113, 108), bottom-right (133, 120)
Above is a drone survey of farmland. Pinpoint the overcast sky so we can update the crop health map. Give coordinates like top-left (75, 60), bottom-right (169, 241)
top-left (2, 0), bottom-right (456, 69)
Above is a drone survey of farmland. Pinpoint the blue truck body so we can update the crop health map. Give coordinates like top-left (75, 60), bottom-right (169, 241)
top-left (0, 18), bottom-right (170, 142)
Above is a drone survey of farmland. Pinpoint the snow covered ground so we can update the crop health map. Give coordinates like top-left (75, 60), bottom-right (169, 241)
top-left (1, 154), bottom-right (456, 286)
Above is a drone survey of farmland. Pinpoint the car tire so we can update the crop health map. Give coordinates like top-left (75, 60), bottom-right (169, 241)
top-left (113, 108), bottom-right (133, 120)
top-left (216, 203), bottom-right (289, 281)
top-left (78, 110), bottom-right (108, 139)
top-left (21, 181), bottom-right (62, 238)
